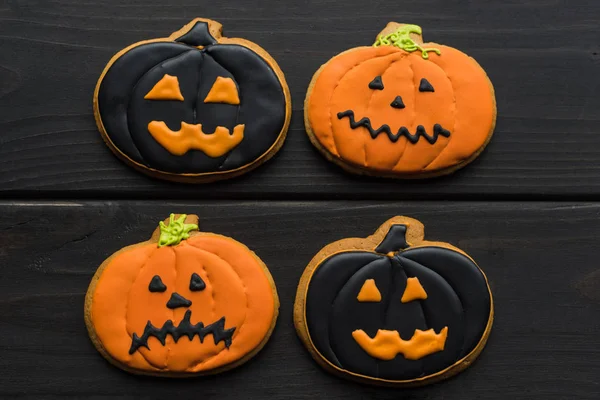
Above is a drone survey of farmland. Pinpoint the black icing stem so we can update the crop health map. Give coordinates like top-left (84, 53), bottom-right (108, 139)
top-left (175, 21), bottom-right (218, 47)
top-left (374, 224), bottom-right (410, 253)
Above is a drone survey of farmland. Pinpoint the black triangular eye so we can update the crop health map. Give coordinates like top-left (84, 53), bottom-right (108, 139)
top-left (419, 78), bottom-right (435, 92)
top-left (149, 275), bottom-right (167, 292)
top-left (190, 273), bottom-right (206, 291)
top-left (368, 76), bottom-right (384, 90)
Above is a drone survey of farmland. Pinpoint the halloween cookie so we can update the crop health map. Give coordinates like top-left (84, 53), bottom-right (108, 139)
top-left (294, 217), bottom-right (493, 386)
top-left (304, 23), bottom-right (496, 178)
top-left (85, 214), bottom-right (279, 376)
top-left (94, 18), bottom-right (291, 183)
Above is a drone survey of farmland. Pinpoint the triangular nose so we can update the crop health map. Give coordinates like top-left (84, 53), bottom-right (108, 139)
top-left (390, 96), bottom-right (405, 109)
top-left (166, 292), bottom-right (192, 309)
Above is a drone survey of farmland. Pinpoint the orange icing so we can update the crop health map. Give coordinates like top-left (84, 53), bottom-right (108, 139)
top-left (401, 277), bottom-right (427, 303)
top-left (306, 43), bottom-right (495, 173)
top-left (357, 279), bottom-right (382, 302)
top-left (147, 121), bottom-right (244, 157)
top-left (204, 76), bottom-right (240, 105)
top-left (144, 74), bottom-right (184, 101)
top-left (90, 233), bottom-right (276, 373)
top-left (352, 327), bottom-right (448, 361)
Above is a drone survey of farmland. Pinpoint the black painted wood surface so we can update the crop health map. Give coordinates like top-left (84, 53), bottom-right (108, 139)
top-left (1, 202), bottom-right (599, 398)
top-left (1, 0), bottom-right (600, 398)
top-left (1, 0), bottom-right (600, 198)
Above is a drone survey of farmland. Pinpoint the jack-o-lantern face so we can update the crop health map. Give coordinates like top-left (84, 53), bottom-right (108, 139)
top-left (305, 23), bottom-right (496, 178)
top-left (127, 270), bottom-right (236, 356)
top-left (95, 19), bottom-right (291, 181)
top-left (294, 217), bottom-right (493, 386)
top-left (85, 214), bottom-right (279, 376)
top-left (351, 275), bottom-right (449, 362)
top-left (337, 73), bottom-right (451, 147)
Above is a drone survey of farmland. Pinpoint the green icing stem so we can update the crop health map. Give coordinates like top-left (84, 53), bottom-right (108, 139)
top-left (158, 214), bottom-right (198, 247)
top-left (373, 24), bottom-right (441, 60)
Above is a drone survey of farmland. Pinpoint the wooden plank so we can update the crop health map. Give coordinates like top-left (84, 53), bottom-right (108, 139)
top-left (1, 200), bottom-right (598, 398)
top-left (1, 1), bottom-right (600, 198)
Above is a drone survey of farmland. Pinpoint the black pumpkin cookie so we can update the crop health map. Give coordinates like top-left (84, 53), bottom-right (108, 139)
top-left (94, 18), bottom-right (291, 183)
top-left (294, 217), bottom-right (493, 386)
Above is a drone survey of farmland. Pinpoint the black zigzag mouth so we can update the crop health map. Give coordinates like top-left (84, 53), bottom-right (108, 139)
top-left (337, 110), bottom-right (451, 144)
top-left (129, 310), bottom-right (236, 354)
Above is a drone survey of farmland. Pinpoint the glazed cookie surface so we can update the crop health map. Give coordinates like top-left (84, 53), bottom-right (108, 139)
top-left (94, 18), bottom-right (291, 183)
top-left (305, 23), bottom-right (496, 178)
top-left (85, 214), bottom-right (279, 376)
top-left (294, 217), bottom-right (493, 386)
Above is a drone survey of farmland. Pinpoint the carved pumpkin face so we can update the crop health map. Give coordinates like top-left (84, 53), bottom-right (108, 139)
top-left (305, 23), bottom-right (496, 178)
top-left (295, 217), bottom-right (493, 385)
top-left (85, 214), bottom-right (279, 375)
top-left (132, 69), bottom-right (245, 159)
top-left (95, 19), bottom-right (290, 181)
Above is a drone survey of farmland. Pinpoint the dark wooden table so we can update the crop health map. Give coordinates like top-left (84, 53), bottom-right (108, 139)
top-left (1, 1), bottom-right (599, 398)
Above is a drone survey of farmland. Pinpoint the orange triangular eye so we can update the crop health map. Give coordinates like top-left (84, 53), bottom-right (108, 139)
top-left (357, 279), bottom-right (382, 302)
top-left (204, 76), bottom-right (240, 105)
top-left (144, 74), bottom-right (184, 101)
top-left (401, 277), bottom-right (428, 303)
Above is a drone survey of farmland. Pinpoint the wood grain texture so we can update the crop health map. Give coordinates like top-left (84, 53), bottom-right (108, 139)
top-left (0, 0), bottom-right (599, 398)
top-left (1, 201), bottom-right (599, 398)
top-left (0, 0), bottom-right (599, 198)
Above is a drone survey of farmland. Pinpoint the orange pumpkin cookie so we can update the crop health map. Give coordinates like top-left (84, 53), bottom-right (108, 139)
top-left (305, 23), bottom-right (497, 178)
top-left (85, 214), bottom-right (279, 376)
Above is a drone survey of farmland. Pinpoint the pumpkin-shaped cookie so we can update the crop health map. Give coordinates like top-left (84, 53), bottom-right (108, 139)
top-left (294, 217), bottom-right (493, 386)
top-left (305, 23), bottom-right (496, 178)
top-left (94, 18), bottom-right (291, 183)
top-left (85, 214), bottom-right (279, 376)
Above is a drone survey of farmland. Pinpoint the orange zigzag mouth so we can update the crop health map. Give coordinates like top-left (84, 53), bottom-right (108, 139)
top-left (352, 327), bottom-right (448, 360)
top-left (148, 121), bottom-right (244, 157)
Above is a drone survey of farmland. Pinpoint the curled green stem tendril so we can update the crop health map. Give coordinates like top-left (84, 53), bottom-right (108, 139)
top-left (158, 214), bottom-right (198, 247)
top-left (373, 24), bottom-right (441, 60)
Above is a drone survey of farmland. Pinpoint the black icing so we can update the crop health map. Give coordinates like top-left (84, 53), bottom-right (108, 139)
top-left (402, 247), bottom-right (491, 356)
top-left (338, 110), bottom-right (451, 144)
top-left (390, 96), bottom-right (405, 109)
top-left (368, 76), bottom-right (384, 90)
top-left (129, 310), bottom-right (235, 354)
top-left (374, 224), bottom-right (409, 253)
top-left (304, 252), bottom-right (382, 367)
top-left (97, 25), bottom-right (286, 174)
top-left (419, 78), bottom-right (435, 92)
top-left (174, 21), bottom-right (218, 47)
top-left (149, 275), bottom-right (167, 292)
top-left (190, 273), bottom-right (206, 291)
top-left (304, 226), bottom-right (491, 381)
top-left (166, 292), bottom-right (192, 309)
